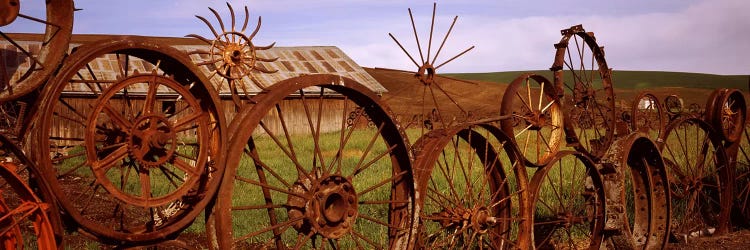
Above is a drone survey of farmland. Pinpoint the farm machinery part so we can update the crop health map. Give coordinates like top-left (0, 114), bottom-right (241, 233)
top-left (214, 74), bottom-right (416, 249)
top-left (500, 73), bottom-right (563, 167)
top-left (656, 117), bottom-right (732, 240)
top-left (32, 36), bottom-right (226, 245)
top-left (0, 0), bottom-right (73, 102)
top-left (631, 92), bottom-right (665, 140)
top-left (551, 24), bottom-right (616, 161)
top-left (600, 133), bottom-right (670, 249)
top-left (187, 2), bottom-right (278, 109)
top-left (412, 123), bottom-right (530, 248)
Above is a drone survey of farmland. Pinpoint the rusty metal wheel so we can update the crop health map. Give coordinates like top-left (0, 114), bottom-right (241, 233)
top-left (665, 95), bottom-right (683, 117)
top-left (706, 89), bottom-right (746, 143)
top-left (33, 37), bottom-right (225, 244)
top-left (500, 73), bottom-right (563, 167)
top-left (734, 114), bottom-right (750, 224)
top-left (601, 133), bottom-right (670, 249)
top-left (551, 24), bottom-right (615, 161)
top-left (527, 151), bottom-right (605, 249)
top-left (0, 162), bottom-right (56, 249)
top-left (216, 74), bottom-right (415, 249)
top-left (413, 124), bottom-right (530, 248)
top-left (0, 0), bottom-right (73, 101)
top-left (656, 117), bottom-right (732, 240)
top-left (631, 92), bottom-right (665, 140)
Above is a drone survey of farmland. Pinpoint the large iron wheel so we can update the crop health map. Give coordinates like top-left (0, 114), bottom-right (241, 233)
top-left (0, 0), bottom-right (73, 101)
top-left (500, 73), bottom-right (563, 167)
top-left (551, 24), bottom-right (615, 161)
top-left (33, 37), bottom-right (225, 244)
top-left (215, 74), bottom-right (416, 249)
top-left (656, 117), bottom-right (732, 239)
top-left (734, 113), bottom-right (750, 224)
top-left (706, 89), bottom-right (746, 143)
top-left (527, 151), bottom-right (606, 249)
top-left (631, 92), bottom-right (665, 140)
top-left (413, 124), bottom-right (530, 248)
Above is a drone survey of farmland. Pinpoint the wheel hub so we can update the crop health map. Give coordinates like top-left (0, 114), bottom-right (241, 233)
top-left (222, 43), bottom-right (245, 67)
top-left (431, 205), bottom-right (497, 234)
top-left (287, 174), bottom-right (358, 239)
top-left (127, 114), bottom-right (177, 168)
top-left (415, 63), bottom-right (435, 85)
top-left (524, 111), bottom-right (547, 131)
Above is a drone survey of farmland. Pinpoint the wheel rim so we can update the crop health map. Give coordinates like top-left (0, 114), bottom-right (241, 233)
top-left (0, 0), bottom-right (73, 101)
top-left (414, 124), bottom-right (530, 248)
top-left (551, 25), bottom-right (615, 161)
top-left (656, 117), bottom-right (732, 237)
top-left (217, 74), bottom-right (415, 249)
top-left (528, 151), bottom-right (606, 249)
top-left (501, 73), bottom-right (563, 167)
top-left (34, 37), bottom-right (225, 243)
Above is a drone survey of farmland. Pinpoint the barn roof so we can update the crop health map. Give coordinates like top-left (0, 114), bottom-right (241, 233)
top-left (1, 33), bottom-right (386, 95)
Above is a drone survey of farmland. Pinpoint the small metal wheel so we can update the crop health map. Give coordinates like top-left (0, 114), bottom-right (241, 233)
top-left (631, 92), bottom-right (665, 140)
top-left (527, 151), bottom-right (606, 249)
top-left (215, 74), bottom-right (416, 249)
top-left (34, 37), bottom-right (225, 244)
top-left (706, 89), bottom-right (746, 143)
top-left (500, 73), bottom-right (563, 167)
top-left (664, 95), bottom-right (684, 117)
top-left (656, 117), bottom-right (732, 239)
top-left (187, 2), bottom-right (277, 108)
top-left (551, 24), bottom-right (615, 161)
top-left (0, 0), bottom-right (73, 101)
top-left (413, 124), bottom-right (530, 248)
top-left (601, 133), bottom-right (670, 249)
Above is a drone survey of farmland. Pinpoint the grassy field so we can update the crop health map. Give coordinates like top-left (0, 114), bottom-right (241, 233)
top-left (445, 70), bottom-right (750, 90)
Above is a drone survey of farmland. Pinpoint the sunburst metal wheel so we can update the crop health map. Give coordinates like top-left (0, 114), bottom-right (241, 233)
top-left (527, 151), bottom-right (606, 249)
top-left (413, 124), bottom-right (531, 249)
top-left (500, 73), bottom-right (563, 167)
top-left (216, 74), bottom-right (416, 249)
top-left (0, 0), bottom-right (73, 101)
top-left (656, 117), bottom-right (732, 240)
top-left (33, 37), bottom-right (225, 244)
top-left (551, 24), bottom-right (615, 161)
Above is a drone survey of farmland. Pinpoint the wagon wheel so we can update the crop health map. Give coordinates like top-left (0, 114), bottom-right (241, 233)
top-left (215, 74), bottom-right (416, 249)
top-left (0, 162), bottom-right (56, 249)
top-left (551, 24), bottom-right (615, 161)
top-left (602, 133), bottom-right (670, 249)
top-left (387, 3), bottom-right (477, 139)
top-left (664, 95), bottom-right (683, 117)
top-left (688, 103), bottom-right (703, 118)
top-left (656, 117), bottom-right (732, 239)
top-left (0, 0), bottom-right (73, 101)
top-left (413, 124), bottom-right (530, 248)
top-left (706, 89), bottom-right (746, 143)
top-left (187, 2), bottom-right (277, 108)
top-left (528, 151), bottom-right (606, 248)
top-left (500, 73), bottom-right (563, 167)
top-left (33, 37), bottom-right (225, 244)
top-left (631, 92), bottom-right (665, 140)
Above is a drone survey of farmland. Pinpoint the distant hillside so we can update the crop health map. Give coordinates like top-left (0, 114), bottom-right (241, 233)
top-left (445, 70), bottom-right (750, 91)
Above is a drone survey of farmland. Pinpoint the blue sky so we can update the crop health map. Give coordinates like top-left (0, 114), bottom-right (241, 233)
top-left (6, 0), bottom-right (749, 75)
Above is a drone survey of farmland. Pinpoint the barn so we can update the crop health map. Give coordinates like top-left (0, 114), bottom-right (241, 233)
top-left (1, 34), bottom-right (388, 138)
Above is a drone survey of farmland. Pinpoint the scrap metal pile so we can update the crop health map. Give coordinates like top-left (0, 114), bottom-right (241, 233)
top-left (0, 1), bottom-right (748, 249)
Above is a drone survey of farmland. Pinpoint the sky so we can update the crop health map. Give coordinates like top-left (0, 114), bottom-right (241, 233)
top-left (6, 0), bottom-right (750, 75)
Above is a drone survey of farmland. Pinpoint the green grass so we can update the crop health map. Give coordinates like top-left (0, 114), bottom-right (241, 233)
top-left (446, 70), bottom-right (750, 90)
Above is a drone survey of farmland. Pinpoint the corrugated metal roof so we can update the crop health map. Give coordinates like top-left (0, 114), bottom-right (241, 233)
top-left (1, 34), bottom-right (386, 95)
